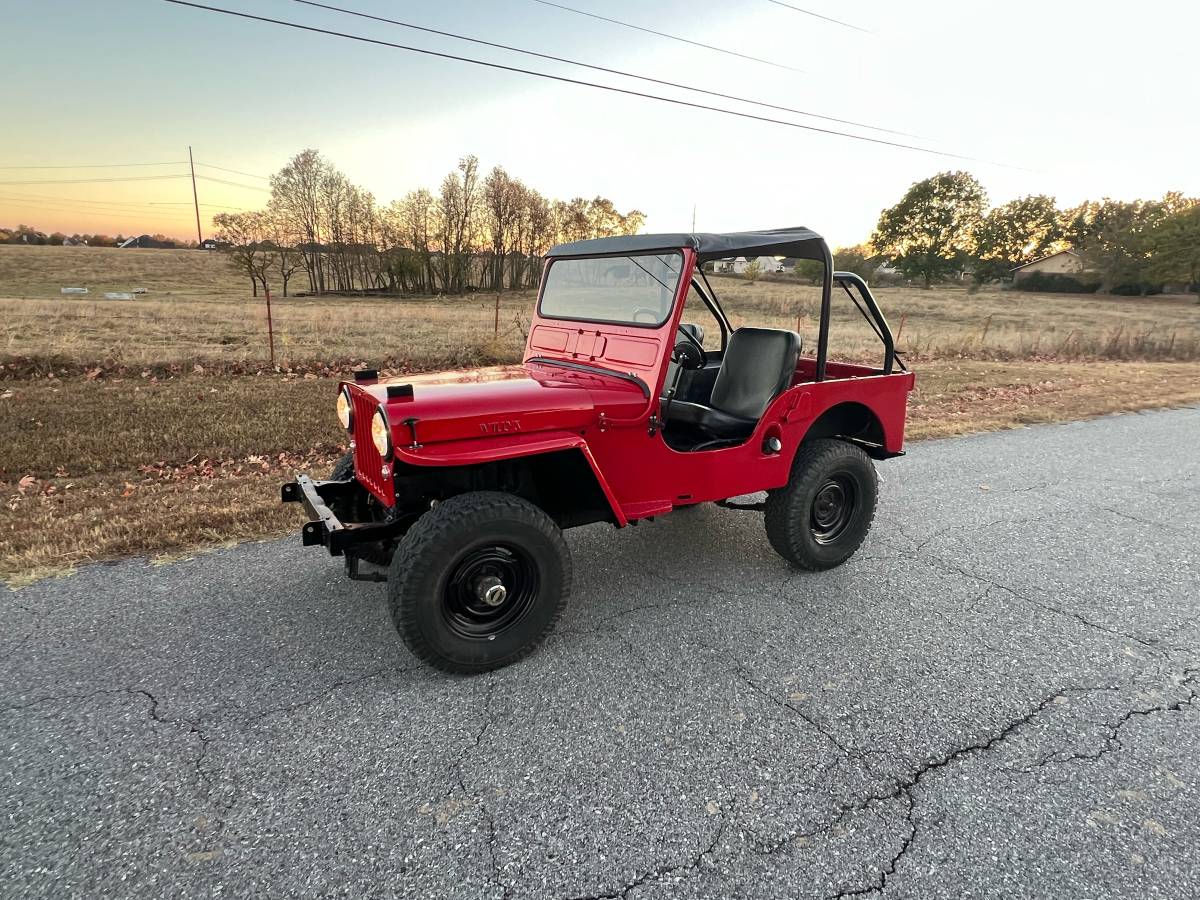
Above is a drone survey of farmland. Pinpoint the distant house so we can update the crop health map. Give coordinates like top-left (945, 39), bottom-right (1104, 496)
top-left (200, 238), bottom-right (219, 251)
top-left (713, 255), bottom-right (783, 275)
top-left (62, 237), bottom-right (86, 246)
top-left (119, 234), bottom-right (177, 249)
top-left (1011, 249), bottom-right (1087, 282)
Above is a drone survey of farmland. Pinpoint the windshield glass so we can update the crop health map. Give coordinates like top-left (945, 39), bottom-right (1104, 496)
top-left (539, 253), bottom-right (683, 327)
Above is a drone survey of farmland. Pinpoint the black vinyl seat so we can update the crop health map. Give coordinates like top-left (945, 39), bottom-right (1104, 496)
top-left (665, 327), bottom-right (801, 441)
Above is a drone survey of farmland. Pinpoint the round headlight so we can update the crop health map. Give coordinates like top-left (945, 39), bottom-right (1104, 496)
top-left (371, 408), bottom-right (392, 458)
top-left (336, 388), bottom-right (352, 431)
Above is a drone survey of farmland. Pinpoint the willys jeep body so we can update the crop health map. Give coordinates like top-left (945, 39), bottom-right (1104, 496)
top-left (283, 228), bottom-right (914, 673)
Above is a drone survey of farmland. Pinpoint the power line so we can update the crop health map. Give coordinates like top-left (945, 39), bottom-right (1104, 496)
top-left (156, 0), bottom-right (1012, 166)
top-left (0, 161), bottom-right (187, 170)
top-left (288, 0), bottom-right (914, 137)
top-left (195, 174), bottom-right (272, 192)
top-left (0, 196), bottom-right (192, 222)
top-left (151, 201), bottom-right (251, 210)
top-left (194, 161), bottom-right (271, 180)
top-left (0, 174), bottom-right (190, 185)
top-left (0, 189), bottom-right (249, 213)
top-left (530, 0), bottom-right (803, 73)
top-left (0, 190), bottom-right (189, 208)
top-left (765, 1), bottom-right (871, 34)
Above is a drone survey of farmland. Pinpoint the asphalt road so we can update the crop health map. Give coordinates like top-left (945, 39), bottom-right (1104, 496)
top-left (3, 408), bottom-right (1199, 899)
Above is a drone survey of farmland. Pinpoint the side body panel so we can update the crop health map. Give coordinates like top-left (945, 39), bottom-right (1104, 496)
top-left (580, 368), bottom-right (914, 519)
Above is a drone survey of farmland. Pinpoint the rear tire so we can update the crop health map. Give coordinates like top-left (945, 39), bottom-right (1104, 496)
top-left (388, 492), bottom-right (571, 674)
top-left (764, 439), bottom-right (877, 570)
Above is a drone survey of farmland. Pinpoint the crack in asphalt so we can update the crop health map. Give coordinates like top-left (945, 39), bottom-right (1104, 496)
top-left (750, 685), bottom-right (1114, 892)
top-left (1032, 674), bottom-right (1200, 771)
top-left (556, 556), bottom-right (723, 641)
top-left (1094, 505), bottom-right (1167, 529)
top-left (0, 599), bottom-right (40, 664)
top-left (829, 793), bottom-right (916, 900)
top-left (566, 815), bottom-right (728, 900)
top-left (918, 555), bottom-right (1170, 655)
top-left (252, 663), bottom-right (423, 722)
top-left (730, 664), bottom-right (875, 768)
top-left (447, 678), bottom-right (510, 900)
top-left (811, 670), bottom-right (1200, 898)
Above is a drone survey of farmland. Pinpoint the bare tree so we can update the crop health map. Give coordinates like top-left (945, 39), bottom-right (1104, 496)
top-left (266, 210), bottom-right (305, 297)
top-left (437, 155), bottom-right (482, 293)
top-left (484, 166), bottom-right (522, 291)
top-left (212, 211), bottom-right (272, 295)
top-left (241, 148), bottom-right (647, 298)
top-left (269, 149), bottom-right (329, 293)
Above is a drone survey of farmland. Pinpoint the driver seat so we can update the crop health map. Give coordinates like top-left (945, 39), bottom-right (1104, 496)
top-left (665, 327), bottom-right (801, 441)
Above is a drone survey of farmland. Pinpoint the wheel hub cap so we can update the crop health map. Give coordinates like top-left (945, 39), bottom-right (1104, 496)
top-left (811, 475), bottom-right (857, 544)
top-left (476, 575), bottom-right (508, 607)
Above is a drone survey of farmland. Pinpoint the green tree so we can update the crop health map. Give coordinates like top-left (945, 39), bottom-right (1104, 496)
top-left (1077, 198), bottom-right (1170, 294)
top-left (832, 244), bottom-right (879, 282)
top-left (972, 194), bottom-right (1064, 282)
top-left (1147, 202), bottom-right (1200, 300)
top-left (871, 171), bottom-right (987, 288)
top-left (793, 258), bottom-right (824, 284)
top-left (742, 259), bottom-right (762, 283)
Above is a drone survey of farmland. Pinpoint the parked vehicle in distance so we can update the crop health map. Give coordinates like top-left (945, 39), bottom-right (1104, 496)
top-left (283, 228), bottom-right (914, 674)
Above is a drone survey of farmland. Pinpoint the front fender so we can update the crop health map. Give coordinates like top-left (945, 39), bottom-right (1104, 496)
top-left (393, 430), bottom-right (627, 526)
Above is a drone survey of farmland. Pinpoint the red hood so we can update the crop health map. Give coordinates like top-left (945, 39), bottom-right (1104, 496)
top-left (354, 362), bottom-right (648, 445)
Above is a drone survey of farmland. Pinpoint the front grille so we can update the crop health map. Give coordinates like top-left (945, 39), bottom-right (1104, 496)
top-left (350, 388), bottom-right (390, 504)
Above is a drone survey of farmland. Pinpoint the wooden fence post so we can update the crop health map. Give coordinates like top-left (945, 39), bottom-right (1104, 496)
top-left (265, 285), bottom-right (276, 368)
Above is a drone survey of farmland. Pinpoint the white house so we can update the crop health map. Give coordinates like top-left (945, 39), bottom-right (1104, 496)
top-left (713, 256), bottom-right (783, 275)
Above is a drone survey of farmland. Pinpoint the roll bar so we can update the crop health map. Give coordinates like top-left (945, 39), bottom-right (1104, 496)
top-left (826, 271), bottom-right (902, 377)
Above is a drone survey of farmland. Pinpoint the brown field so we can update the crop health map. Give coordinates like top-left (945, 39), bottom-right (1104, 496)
top-left (2, 244), bottom-right (1198, 583)
top-left (2, 245), bottom-right (1198, 371)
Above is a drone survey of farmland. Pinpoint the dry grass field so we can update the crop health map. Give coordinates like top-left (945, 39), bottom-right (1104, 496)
top-left (3, 245), bottom-right (1198, 371)
top-left (2, 244), bottom-right (1199, 582)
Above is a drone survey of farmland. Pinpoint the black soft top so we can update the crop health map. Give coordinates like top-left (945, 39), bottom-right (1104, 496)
top-left (546, 227), bottom-right (826, 262)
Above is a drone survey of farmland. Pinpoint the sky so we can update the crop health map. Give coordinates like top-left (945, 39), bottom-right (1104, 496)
top-left (2, 0), bottom-right (1198, 246)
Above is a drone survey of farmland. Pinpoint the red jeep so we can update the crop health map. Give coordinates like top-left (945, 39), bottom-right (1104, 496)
top-left (283, 228), bottom-right (913, 673)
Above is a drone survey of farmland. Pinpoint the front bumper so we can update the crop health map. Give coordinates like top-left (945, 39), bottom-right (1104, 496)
top-left (281, 475), bottom-right (402, 556)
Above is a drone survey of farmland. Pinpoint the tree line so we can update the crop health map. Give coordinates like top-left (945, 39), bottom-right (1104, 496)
top-left (213, 149), bottom-right (646, 297)
top-left (855, 171), bottom-right (1200, 295)
top-left (0, 226), bottom-right (189, 247)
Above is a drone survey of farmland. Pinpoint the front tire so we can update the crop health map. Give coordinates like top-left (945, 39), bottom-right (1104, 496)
top-left (388, 492), bottom-right (571, 674)
top-left (764, 439), bottom-right (878, 570)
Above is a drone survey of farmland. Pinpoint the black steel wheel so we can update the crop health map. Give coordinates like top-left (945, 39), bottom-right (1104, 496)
top-left (764, 439), bottom-right (877, 570)
top-left (388, 492), bottom-right (571, 674)
top-left (810, 475), bottom-right (858, 544)
top-left (442, 544), bottom-right (540, 639)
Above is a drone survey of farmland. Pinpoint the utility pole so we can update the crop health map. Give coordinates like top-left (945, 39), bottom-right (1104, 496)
top-left (691, 205), bottom-right (696, 233)
top-left (188, 146), bottom-right (202, 246)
